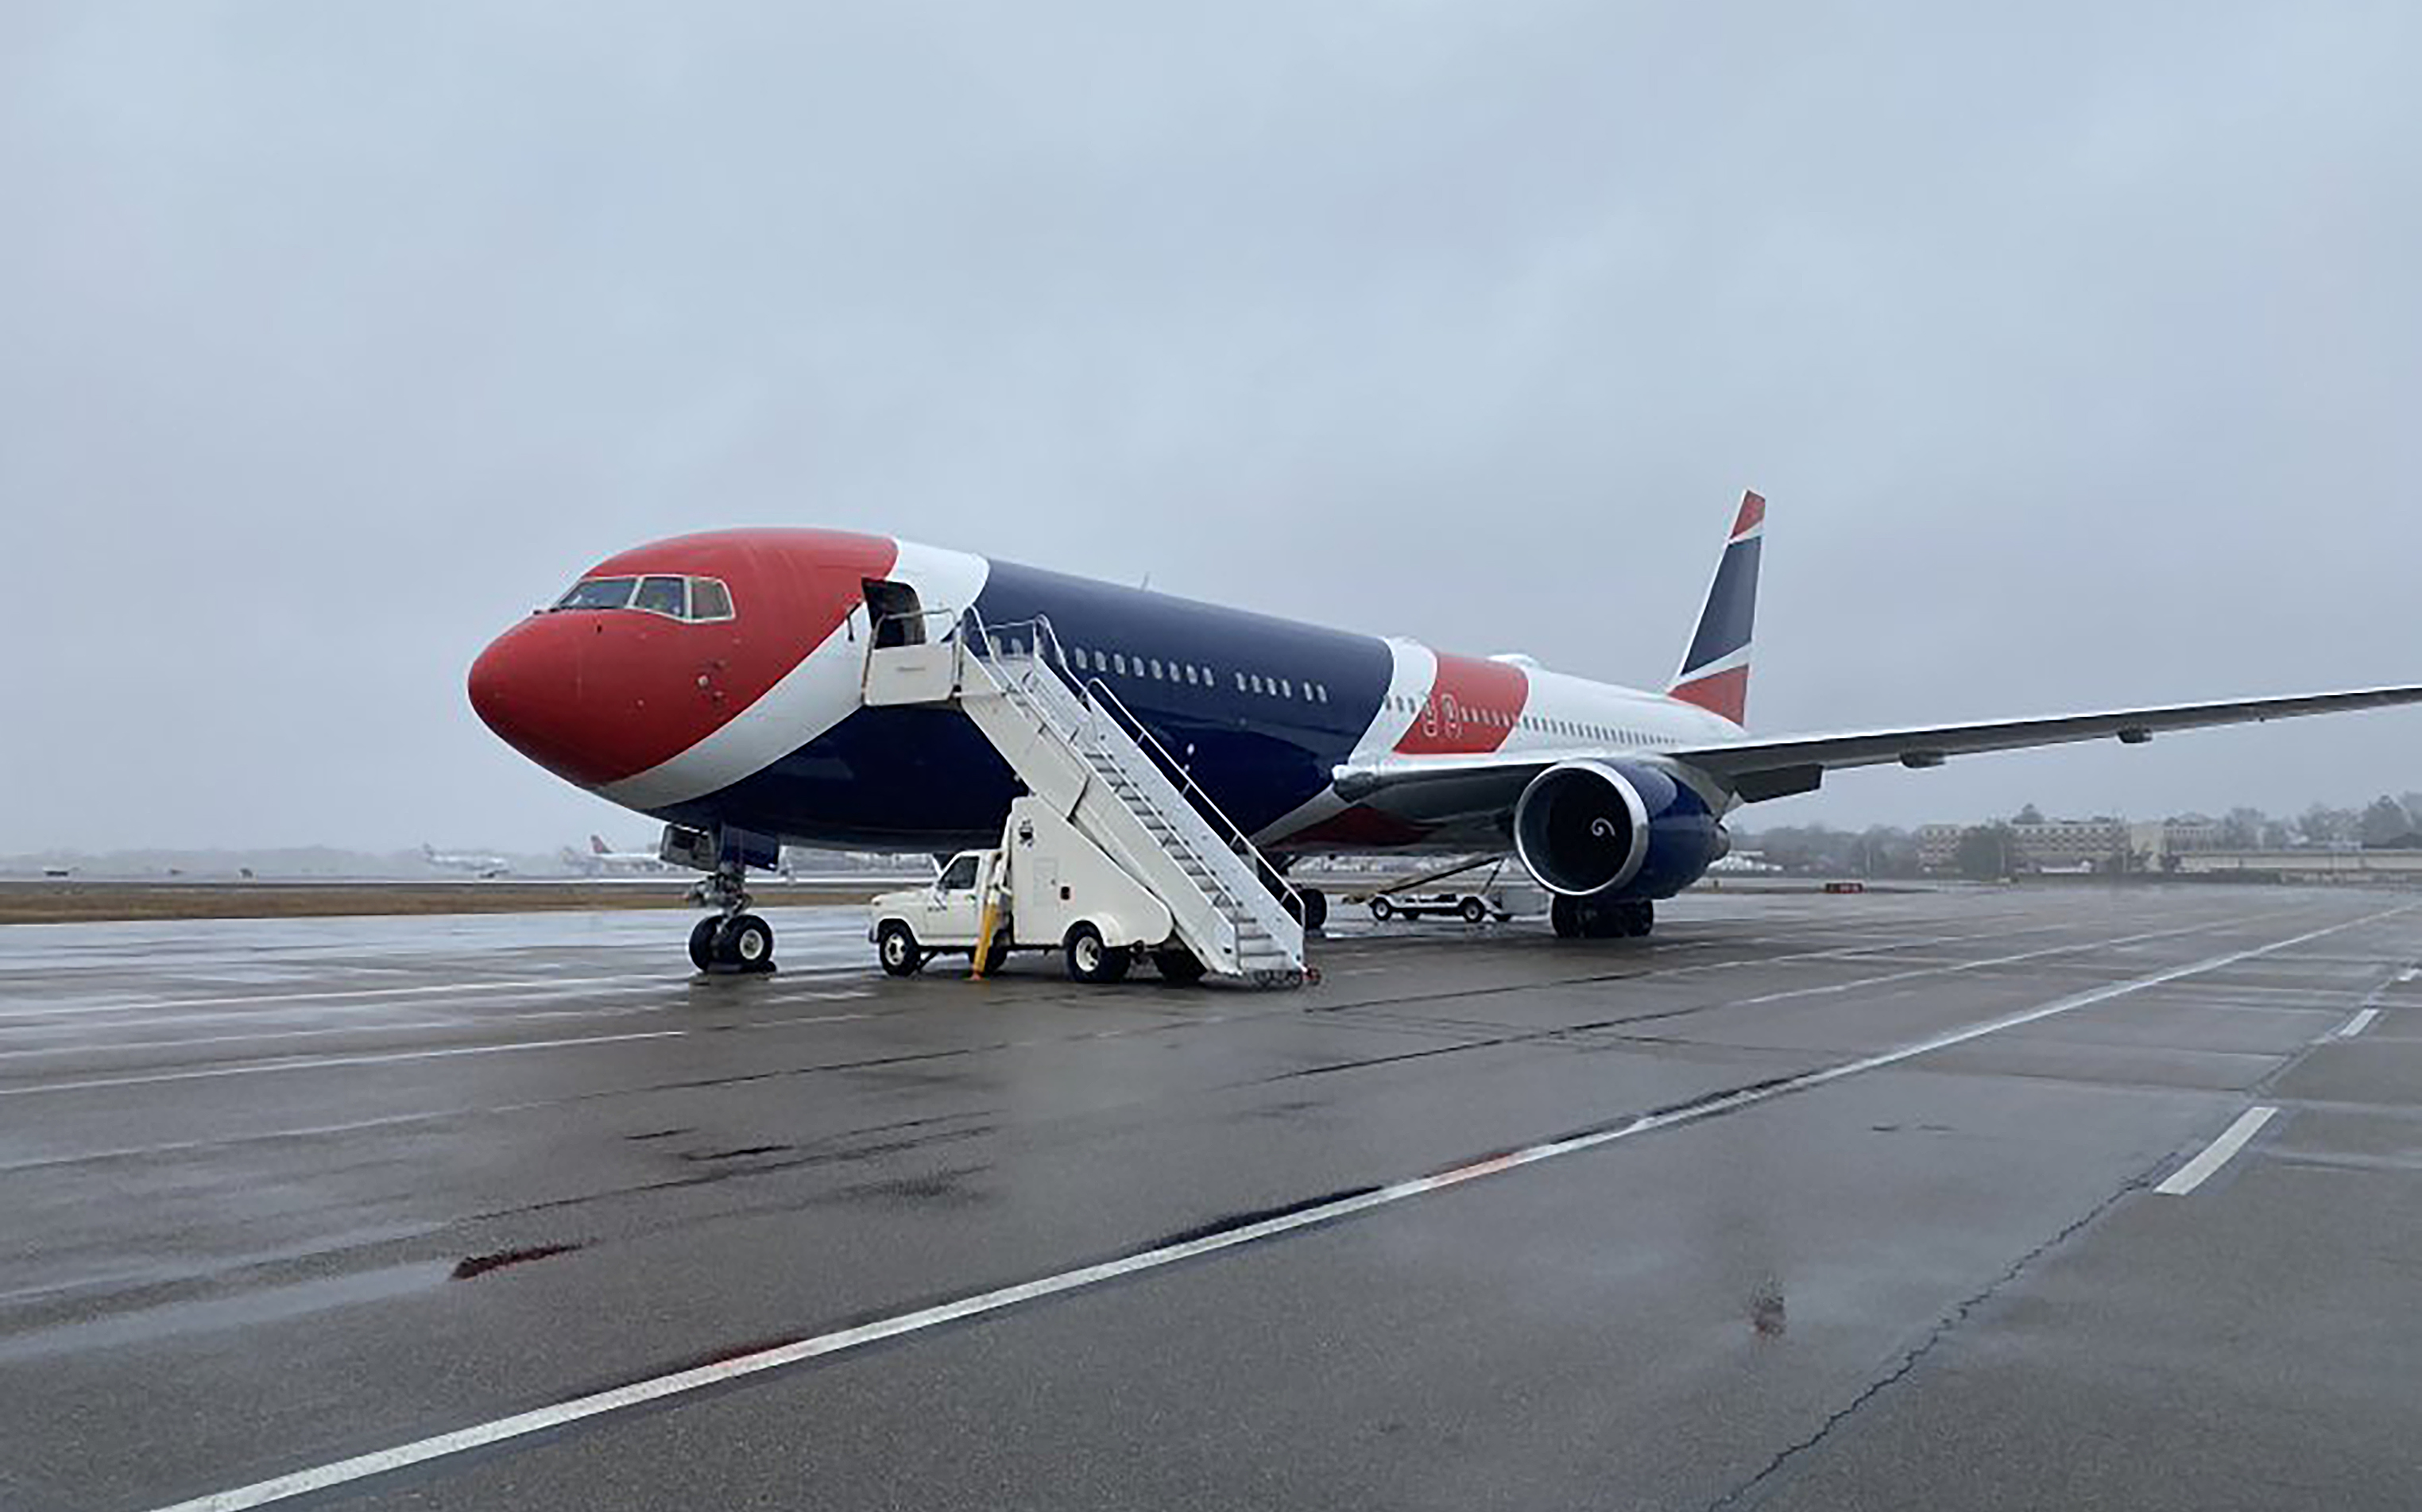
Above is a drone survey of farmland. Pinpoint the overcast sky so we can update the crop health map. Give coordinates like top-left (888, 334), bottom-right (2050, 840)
top-left (3, 2), bottom-right (2417, 852)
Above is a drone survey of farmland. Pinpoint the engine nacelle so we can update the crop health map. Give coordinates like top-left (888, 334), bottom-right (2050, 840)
top-left (1511, 759), bottom-right (1729, 899)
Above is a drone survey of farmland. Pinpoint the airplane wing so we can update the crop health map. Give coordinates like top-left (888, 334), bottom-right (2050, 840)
top-left (1331, 684), bottom-right (2422, 810)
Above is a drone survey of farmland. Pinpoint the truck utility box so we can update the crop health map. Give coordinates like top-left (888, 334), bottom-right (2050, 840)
top-left (869, 795), bottom-right (1203, 984)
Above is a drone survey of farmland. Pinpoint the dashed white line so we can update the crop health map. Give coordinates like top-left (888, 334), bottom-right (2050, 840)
top-left (134, 901), bottom-right (2411, 1512)
top-left (2154, 1106), bottom-right (2279, 1196)
top-left (2338, 1007), bottom-right (2381, 1038)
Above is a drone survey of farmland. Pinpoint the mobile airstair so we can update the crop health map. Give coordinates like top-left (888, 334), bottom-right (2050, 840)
top-left (862, 617), bottom-right (1307, 987)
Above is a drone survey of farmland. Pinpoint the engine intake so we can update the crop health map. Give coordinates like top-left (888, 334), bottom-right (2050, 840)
top-left (1512, 759), bottom-right (1728, 899)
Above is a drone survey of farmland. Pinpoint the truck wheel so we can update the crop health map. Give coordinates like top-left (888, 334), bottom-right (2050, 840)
top-left (979, 936), bottom-right (1011, 975)
top-left (1065, 923), bottom-right (1132, 984)
top-left (1369, 896), bottom-right (1395, 922)
top-left (1151, 946), bottom-right (1207, 984)
top-left (1458, 895), bottom-right (1488, 924)
top-left (876, 921), bottom-right (924, 976)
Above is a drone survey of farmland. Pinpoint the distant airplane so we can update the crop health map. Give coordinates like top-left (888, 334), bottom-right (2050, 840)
top-left (421, 843), bottom-right (509, 879)
top-left (565, 834), bottom-right (675, 875)
top-left (469, 493), bottom-right (2422, 969)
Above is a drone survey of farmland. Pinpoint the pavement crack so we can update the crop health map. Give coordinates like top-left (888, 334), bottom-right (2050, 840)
top-left (1701, 1172), bottom-right (2153, 1512)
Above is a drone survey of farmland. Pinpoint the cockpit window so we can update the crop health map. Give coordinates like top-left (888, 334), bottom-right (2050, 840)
top-left (689, 578), bottom-right (733, 621)
top-left (554, 577), bottom-right (636, 610)
top-left (551, 573), bottom-right (735, 621)
top-left (633, 575), bottom-right (688, 617)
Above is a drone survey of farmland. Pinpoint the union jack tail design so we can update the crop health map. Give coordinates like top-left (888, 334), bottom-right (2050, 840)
top-left (1666, 490), bottom-right (1764, 725)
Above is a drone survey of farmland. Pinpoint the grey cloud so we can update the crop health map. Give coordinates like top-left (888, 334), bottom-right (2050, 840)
top-left (2, 1), bottom-right (2416, 848)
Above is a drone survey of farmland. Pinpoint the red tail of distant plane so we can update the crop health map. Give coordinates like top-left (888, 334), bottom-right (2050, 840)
top-left (1666, 490), bottom-right (1763, 725)
top-left (590, 834), bottom-right (612, 855)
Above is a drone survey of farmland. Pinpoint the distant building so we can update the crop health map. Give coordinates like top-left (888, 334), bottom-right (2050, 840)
top-left (1919, 817), bottom-right (2130, 873)
top-left (1917, 825), bottom-right (1963, 872)
top-left (2130, 816), bottom-right (2227, 872)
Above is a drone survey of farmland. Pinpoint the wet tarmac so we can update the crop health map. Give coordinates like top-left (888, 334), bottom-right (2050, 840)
top-left (2, 885), bottom-right (2418, 1510)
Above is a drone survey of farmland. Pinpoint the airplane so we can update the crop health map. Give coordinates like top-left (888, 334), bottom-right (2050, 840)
top-left (564, 834), bottom-right (677, 876)
top-left (421, 842), bottom-right (509, 879)
top-left (468, 493), bottom-right (2422, 972)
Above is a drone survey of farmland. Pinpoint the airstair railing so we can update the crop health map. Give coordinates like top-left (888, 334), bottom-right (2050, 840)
top-left (1072, 672), bottom-right (1304, 925)
top-left (958, 611), bottom-right (1304, 937)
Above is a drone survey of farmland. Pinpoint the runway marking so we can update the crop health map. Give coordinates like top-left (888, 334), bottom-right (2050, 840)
top-left (0, 969), bottom-right (875, 1027)
top-left (0, 975), bottom-right (667, 1021)
top-left (136, 902), bottom-right (2410, 1512)
top-left (2338, 1007), bottom-right (2380, 1038)
top-left (0, 993), bottom-right (880, 1096)
top-left (1720, 911), bottom-right (2295, 1011)
top-left (0, 1031), bottom-right (687, 1097)
top-left (2155, 1106), bottom-right (2279, 1196)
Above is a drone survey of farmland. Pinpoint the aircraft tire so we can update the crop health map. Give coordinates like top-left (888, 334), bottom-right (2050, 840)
top-left (1551, 896), bottom-right (1580, 938)
top-left (716, 913), bottom-right (776, 973)
top-left (688, 916), bottom-right (721, 972)
top-left (876, 921), bottom-right (924, 976)
top-left (1299, 887), bottom-right (1329, 932)
top-left (1065, 923), bottom-right (1132, 984)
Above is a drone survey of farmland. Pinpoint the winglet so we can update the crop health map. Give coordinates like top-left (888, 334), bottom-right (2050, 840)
top-left (1667, 490), bottom-right (1763, 725)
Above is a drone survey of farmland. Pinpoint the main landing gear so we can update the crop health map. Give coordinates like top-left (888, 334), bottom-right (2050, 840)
top-left (1551, 895), bottom-right (1654, 940)
top-left (688, 860), bottom-right (776, 973)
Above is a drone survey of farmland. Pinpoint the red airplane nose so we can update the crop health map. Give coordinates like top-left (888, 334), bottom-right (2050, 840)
top-left (469, 613), bottom-right (672, 788)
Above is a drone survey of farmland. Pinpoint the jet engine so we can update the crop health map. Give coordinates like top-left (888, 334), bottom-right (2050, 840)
top-left (1511, 759), bottom-right (1729, 899)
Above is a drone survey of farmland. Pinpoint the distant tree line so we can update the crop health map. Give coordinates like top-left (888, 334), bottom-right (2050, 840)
top-left (1732, 794), bottom-right (2422, 882)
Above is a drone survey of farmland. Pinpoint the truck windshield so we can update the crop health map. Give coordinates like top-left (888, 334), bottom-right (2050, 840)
top-left (936, 856), bottom-right (979, 891)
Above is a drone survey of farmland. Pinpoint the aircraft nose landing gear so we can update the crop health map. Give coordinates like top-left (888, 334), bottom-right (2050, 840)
top-left (689, 859), bottom-right (776, 973)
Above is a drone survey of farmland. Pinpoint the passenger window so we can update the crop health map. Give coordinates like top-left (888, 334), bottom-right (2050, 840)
top-left (1280, 678), bottom-right (1293, 698)
top-left (1234, 671), bottom-right (1246, 691)
top-left (1071, 648), bottom-right (1088, 671)
top-left (688, 578), bottom-right (733, 621)
top-left (554, 577), bottom-right (636, 610)
top-left (1150, 659), bottom-right (1163, 679)
top-left (1113, 653), bottom-right (1128, 675)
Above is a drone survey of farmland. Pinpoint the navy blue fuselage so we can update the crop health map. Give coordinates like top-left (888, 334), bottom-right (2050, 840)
top-left (656, 560), bottom-right (1395, 852)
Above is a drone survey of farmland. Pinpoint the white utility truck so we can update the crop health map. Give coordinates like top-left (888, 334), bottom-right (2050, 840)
top-left (868, 795), bottom-right (1207, 984)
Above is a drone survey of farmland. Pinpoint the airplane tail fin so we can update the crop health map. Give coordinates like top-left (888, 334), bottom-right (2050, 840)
top-left (590, 835), bottom-right (611, 855)
top-left (1666, 490), bottom-right (1763, 727)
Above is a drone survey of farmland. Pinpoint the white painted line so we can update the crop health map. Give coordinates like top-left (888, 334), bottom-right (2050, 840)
top-left (137, 901), bottom-right (2411, 1512)
top-left (0, 1031), bottom-right (687, 1097)
top-left (2155, 1106), bottom-right (2279, 1196)
top-left (0, 975), bottom-right (666, 1022)
top-left (2338, 1007), bottom-right (2381, 1038)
